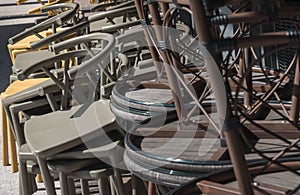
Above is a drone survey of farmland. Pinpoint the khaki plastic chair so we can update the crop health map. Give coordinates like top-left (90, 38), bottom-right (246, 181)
top-left (14, 32), bottom-right (127, 195)
top-left (1, 78), bottom-right (50, 172)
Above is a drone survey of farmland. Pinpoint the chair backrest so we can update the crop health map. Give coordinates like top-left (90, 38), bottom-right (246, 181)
top-left (17, 32), bottom-right (116, 108)
top-left (29, 4), bottom-right (140, 50)
top-left (8, 3), bottom-right (79, 46)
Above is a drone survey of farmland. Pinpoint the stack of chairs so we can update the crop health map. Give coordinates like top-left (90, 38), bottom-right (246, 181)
top-left (115, 0), bottom-right (300, 194)
top-left (1, 0), bottom-right (300, 194)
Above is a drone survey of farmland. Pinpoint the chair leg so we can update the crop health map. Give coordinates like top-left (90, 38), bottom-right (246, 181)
top-left (105, 177), bottom-right (112, 195)
top-left (148, 182), bottom-right (156, 195)
top-left (19, 160), bottom-right (30, 195)
top-left (36, 156), bottom-right (56, 195)
top-left (131, 174), bottom-right (147, 195)
top-left (112, 167), bottom-right (125, 195)
top-left (19, 173), bottom-right (23, 195)
top-left (68, 178), bottom-right (76, 195)
top-left (131, 174), bottom-right (137, 195)
top-left (8, 122), bottom-right (18, 172)
top-left (30, 174), bottom-right (38, 194)
top-left (1, 104), bottom-right (9, 166)
top-left (81, 179), bottom-right (90, 195)
top-left (60, 172), bottom-right (69, 195)
top-left (98, 177), bottom-right (110, 195)
top-left (109, 176), bottom-right (116, 195)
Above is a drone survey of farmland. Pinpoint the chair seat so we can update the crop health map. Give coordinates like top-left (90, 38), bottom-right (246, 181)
top-left (24, 99), bottom-right (117, 158)
top-left (14, 50), bottom-right (55, 72)
top-left (1, 78), bottom-right (49, 99)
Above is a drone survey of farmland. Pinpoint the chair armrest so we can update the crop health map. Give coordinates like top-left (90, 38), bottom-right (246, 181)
top-left (50, 32), bottom-right (114, 53)
top-left (40, 3), bottom-right (79, 25)
top-left (101, 20), bottom-right (140, 33)
top-left (30, 21), bottom-right (89, 50)
top-left (31, 5), bottom-right (140, 50)
top-left (90, 2), bottom-right (117, 12)
top-left (106, 0), bottom-right (135, 11)
top-left (17, 50), bottom-right (88, 81)
top-left (67, 33), bottom-right (116, 79)
top-left (88, 5), bottom-right (138, 23)
top-left (8, 3), bottom-right (79, 45)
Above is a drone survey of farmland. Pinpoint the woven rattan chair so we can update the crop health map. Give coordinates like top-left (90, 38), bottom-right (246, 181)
top-left (117, 0), bottom-right (300, 194)
top-left (144, 0), bottom-right (300, 194)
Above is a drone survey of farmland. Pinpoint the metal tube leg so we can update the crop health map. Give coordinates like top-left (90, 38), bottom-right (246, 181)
top-left (131, 174), bottom-right (137, 195)
top-left (148, 182), bottom-right (156, 195)
top-left (290, 55), bottom-right (300, 122)
top-left (30, 174), bottom-right (37, 194)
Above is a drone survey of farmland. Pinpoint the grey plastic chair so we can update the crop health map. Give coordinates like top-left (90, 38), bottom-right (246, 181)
top-left (4, 32), bottom-right (117, 194)
top-left (19, 33), bottom-right (129, 195)
top-left (30, 4), bottom-right (141, 51)
top-left (48, 140), bottom-right (125, 195)
top-left (8, 3), bottom-right (80, 81)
